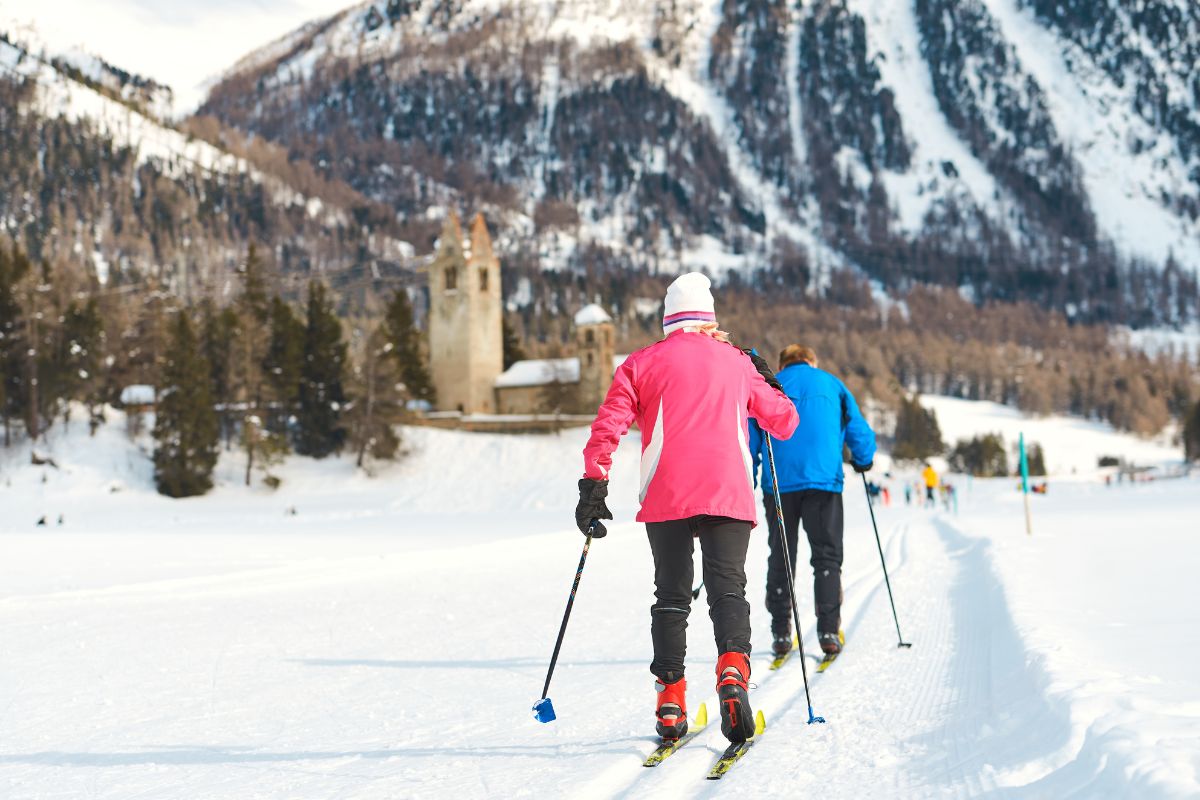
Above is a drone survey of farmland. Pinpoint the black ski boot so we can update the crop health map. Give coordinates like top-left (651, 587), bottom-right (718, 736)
top-left (819, 631), bottom-right (844, 655)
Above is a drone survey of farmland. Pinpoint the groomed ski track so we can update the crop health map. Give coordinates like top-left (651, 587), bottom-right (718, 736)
top-left (1, 421), bottom-right (1196, 797)
top-left (0, 505), bottom-right (1108, 798)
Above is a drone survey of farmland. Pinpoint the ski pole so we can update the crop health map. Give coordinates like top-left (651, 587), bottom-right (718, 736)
top-left (764, 434), bottom-right (825, 724)
top-left (862, 473), bottom-right (912, 648)
top-left (691, 581), bottom-right (704, 600)
top-left (532, 529), bottom-right (594, 723)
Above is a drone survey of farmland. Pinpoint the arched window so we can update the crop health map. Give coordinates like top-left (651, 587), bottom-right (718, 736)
top-left (479, 268), bottom-right (488, 292)
top-left (585, 329), bottom-right (594, 344)
top-left (445, 266), bottom-right (458, 290)
top-left (587, 353), bottom-right (594, 367)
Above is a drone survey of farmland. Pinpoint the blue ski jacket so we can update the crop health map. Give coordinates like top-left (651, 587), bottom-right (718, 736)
top-left (748, 363), bottom-right (876, 494)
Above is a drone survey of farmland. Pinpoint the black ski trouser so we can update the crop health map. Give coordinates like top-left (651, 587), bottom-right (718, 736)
top-left (645, 516), bottom-right (752, 684)
top-left (763, 489), bottom-right (844, 636)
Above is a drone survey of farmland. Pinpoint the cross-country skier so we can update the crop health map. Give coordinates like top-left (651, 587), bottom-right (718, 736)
top-left (748, 345), bottom-right (876, 660)
top-left (575, 272), bottom-right (798, 745)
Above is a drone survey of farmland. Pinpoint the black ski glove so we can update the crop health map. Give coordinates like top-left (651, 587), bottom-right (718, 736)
top-left (742, 348), bottom-right (784, 393)
top-left (852, 461), bottom-right (873, 474)
top-left (576, 478), bottom-right (613, 537)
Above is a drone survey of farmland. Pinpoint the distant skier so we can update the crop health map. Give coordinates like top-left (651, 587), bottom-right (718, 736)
top-left (575, 272), bottom-right (798, 745)
top-left (748, 345), bottom-right (876, 660)
top-left (922, 463), bottom-right (939, 507)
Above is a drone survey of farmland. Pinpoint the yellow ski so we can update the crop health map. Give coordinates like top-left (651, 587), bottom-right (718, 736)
top-left (705, 710), bottom-right (766, 779)
top-left (767, 636), bottom-right (799, 670)
top-left (641, 703), bottom-right (708, 767)
top-left (816, 631), bottom-right (846, 673)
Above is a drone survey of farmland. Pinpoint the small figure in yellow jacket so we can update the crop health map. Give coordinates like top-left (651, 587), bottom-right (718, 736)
top-left (922, 464), bottom-right (939, 508)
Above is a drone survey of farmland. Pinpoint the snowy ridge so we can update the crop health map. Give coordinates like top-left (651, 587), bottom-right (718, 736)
top-left (204, 0), bottom-right (1200, 291)
top-left (980, 0), bottom-right (1200, 267)
top-left (845, 0), bottom-right (1007, 232)
top-left (0, 36), bottom-right (346, 228)
top-left (0, 38), bottom-right (243, 177)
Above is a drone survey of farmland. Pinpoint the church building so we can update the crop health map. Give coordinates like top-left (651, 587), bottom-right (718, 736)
top-left (426, 212), bottom-right (622, 416)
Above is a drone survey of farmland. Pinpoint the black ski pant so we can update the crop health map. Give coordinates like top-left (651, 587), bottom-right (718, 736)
top-left (645, 516), bottom-right (752, 684)
top-left (763, 489), bottom-right (844, 636)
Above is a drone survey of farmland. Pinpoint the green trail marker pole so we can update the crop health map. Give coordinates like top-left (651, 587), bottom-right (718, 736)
top-left (1019, 432), bottom-right (1032, 536)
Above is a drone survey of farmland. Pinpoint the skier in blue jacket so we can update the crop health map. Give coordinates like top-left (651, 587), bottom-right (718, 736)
top-left (748, 345), bottom-right (876, 657)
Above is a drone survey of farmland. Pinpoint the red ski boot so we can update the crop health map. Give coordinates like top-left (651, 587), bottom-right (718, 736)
top-left (655, 677), bottom-right (688, 741)
top-left (716, 652), bottom-right (754, 742)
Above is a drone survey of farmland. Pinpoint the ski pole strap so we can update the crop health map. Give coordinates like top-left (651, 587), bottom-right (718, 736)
top-left (540, 533), bottom-right (593, 699)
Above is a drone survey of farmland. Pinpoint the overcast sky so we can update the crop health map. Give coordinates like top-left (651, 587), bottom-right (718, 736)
top-left (0, 0), bottom-right (354, 113)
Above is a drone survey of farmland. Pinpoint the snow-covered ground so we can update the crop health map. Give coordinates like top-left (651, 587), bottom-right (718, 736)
top-left (919, 395), bottom-right (1182, 476)
top-left (0, 404), bottom-right (1196, 798)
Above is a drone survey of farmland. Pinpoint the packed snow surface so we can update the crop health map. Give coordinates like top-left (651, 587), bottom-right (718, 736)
top-left (0, 402), bottom-right (1195, 798)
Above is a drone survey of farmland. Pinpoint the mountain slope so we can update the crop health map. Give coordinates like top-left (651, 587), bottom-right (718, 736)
top-left (199, 0), bottom-right (1200, 324)
top-left (0, 31), bottom-right (411, 301)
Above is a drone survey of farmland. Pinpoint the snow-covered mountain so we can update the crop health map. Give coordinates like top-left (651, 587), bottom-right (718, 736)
top-left (197, 0), bottom-right (1200, 324)
top-left (0, 31), bottom-right (412, 299)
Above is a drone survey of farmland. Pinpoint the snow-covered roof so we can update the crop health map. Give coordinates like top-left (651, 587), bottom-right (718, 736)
top-left (495, 355), bottom-right (629, 389)
top-left (495, 358), bottom-right (580, 389)
top-left (120, 385), bottom-right (155, 405)
top-left (574, 303), bottom-right (612, 327)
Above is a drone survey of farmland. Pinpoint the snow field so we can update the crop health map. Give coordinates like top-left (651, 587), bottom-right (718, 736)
top-left (0, 403), bottom-right (1197, 797)
top-left (919, 395), bottom-right (1182, 477)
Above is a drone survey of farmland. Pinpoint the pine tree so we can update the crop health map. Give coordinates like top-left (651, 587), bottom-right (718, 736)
top-left (200, 299), bottom-right (238, 448)
top-left (348, 325), bottom-right (404, 468)
top-left (948, 433), bottom-right (1008, 476)
top-left (502, 317), bottom-right (527, 370)
top-left (383, 289), bottom-right (434, 404)
top-left (59, 298), bottom-right (105, 432)
top-left (233, 245), bottom-right (272, 484)
top-left (1025, 442), bottom-right (1047, 477)
top-left (153, 312), bottom-right (219, 497)
top-left (1184, 400), bottom-right (1200, 462)
top-left (893, 395), bottom-right (945, 461)
top-left (263, 296), bottom-right (304, 434)
top-left (0, 243), bottom-right (31, 446)
top-left (296, 282), bottom-right (347, 458)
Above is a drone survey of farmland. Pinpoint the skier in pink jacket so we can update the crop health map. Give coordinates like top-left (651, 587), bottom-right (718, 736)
top-left (576, 272), bottom-right (799, 745)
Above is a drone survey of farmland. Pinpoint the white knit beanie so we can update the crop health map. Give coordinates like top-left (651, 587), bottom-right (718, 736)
top-left (662, 272), bottom-right (716, 335)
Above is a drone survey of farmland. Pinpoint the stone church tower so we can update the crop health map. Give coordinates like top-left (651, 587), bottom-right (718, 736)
top-left (574, 304), bottom-right (615, 411)
top-left (427, 212), bottom-right (503, 414)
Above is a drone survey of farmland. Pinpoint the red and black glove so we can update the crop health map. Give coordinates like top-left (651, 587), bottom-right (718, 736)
top-left (576, 478), bottom-right (613, 537)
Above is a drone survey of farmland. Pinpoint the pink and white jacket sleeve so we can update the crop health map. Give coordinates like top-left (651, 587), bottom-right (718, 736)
top-left (582, 358), bottom-right (638, 479)
top-left (745, 358), bottom-right (799, 440)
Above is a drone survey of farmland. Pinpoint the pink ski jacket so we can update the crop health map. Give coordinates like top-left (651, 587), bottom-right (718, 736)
top-left (582, 331), bottom-right (799, 526)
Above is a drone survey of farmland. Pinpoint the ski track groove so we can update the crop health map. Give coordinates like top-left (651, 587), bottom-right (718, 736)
top-left (576, 511), bottom-right (918, 798)
top-left (3, 495), bottom-right (1155, 797)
